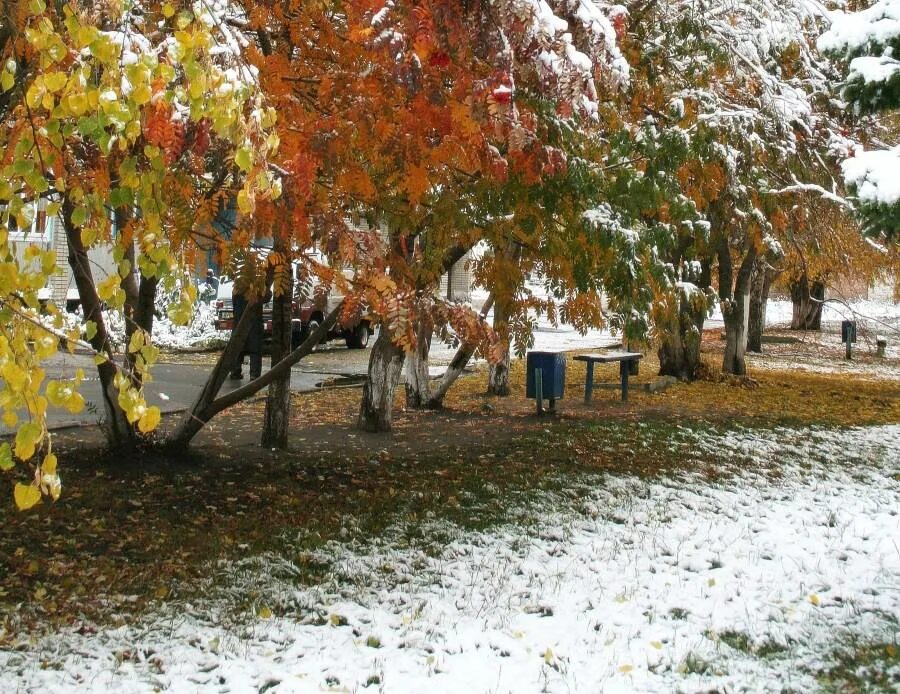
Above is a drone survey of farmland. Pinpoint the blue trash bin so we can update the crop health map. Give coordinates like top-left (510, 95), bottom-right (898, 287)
top-left (526, 351), bottom-right (566, 400)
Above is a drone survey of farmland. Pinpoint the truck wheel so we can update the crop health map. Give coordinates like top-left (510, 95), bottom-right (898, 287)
top-left (346, 321), bottom-right (370, 349)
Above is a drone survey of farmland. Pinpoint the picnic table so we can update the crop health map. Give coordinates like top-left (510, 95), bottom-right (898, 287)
top-left (573, 351), bottom-right (643, 403)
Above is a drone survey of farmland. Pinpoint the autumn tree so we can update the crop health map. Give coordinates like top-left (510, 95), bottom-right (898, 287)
top-left (600, 0), bottom-right (854, 376)
top-left (0, 0), bottom-right (276, 506)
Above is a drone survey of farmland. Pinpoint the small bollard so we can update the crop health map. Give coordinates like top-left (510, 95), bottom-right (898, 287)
top-left (841, 320), bottom-right (857, 361)
top-left (876, 337), bottom-right (887, 358)
top-left (534, 368), bottom-right (543, 415)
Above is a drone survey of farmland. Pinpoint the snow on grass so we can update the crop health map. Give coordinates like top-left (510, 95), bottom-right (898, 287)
top-left (2, 424), bottom-right (898, 692)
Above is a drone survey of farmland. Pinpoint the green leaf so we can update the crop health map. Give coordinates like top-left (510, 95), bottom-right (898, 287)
top-left (70, 204), bottom-right (89, 227)
top-left (0, 442), bottom-right (13, 471)
top-left (0, 70), bottom-right (13, 92)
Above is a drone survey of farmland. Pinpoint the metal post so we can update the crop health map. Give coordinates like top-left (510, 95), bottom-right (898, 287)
top-left (584, 361), bottom-right (594, 404)
top-left (845, 338), bottom-right (852, 361)
top-left (620, 360), bottom-right (629, 402)
top-left (535, 368), bottom-right (543, 415)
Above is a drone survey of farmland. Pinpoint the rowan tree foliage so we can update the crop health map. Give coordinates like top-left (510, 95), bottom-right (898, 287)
top-left (225, 0), bottom-right (630, 430)
top-left (0, 0), bottom-right (277, 507)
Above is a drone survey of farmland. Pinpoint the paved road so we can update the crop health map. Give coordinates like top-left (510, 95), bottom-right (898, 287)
top-left (3, 323), bottom-right (618, 433)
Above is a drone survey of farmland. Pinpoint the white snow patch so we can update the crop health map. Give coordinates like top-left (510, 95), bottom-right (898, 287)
top-left (3, 425), bottom-right (898, 692)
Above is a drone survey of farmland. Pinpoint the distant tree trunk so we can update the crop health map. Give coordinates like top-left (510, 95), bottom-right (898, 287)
top-left (427, 294), bottom-right (494, 408)
top-left (262, 261), bottom-right (293, 449)
top-left (790, 274), bottom-right (825, 330)
top-left (358, 328), bottom-right (406, 432)
top-left (62, 199), bottom-right (136, 448)
top-left (720, 244), bottom-right (757, 376)
top-left (747, 260), bottom-right (774, 353)
top-left (404, 318), bottom-right (433, 408)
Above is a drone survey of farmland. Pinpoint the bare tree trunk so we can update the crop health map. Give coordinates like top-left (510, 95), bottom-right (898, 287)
top-left (747, 261), bottom-right (774, 353)
top-left (427, 294), bottom-right (495, 407)
top-left (404, 318), bottom-right (433, 408)
top-left (790, 274), bottom-right (825, 330)
top-left (62, 199), bottom-right (135, 448)
top-left (261, 262), bottom-right (293, 449)
top-left (720, 245), bottom-right (757, 376)
top-left (358, 328), bottom-right (406, 432)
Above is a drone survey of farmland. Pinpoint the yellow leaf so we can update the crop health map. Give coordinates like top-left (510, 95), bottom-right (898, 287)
top-left (14, 482), bottom-right (41, 511)
top-left (96, 275), bottom-right (120, 302)
top-left (258, 606), bottom-right (273, 619)
top-left (809, 594), bottom-right (820, 606)
top-left (650, 641), bottom-right (662, 650)
top-left (543, 647), bottom-right (553, 664)
top-left (14, 422), bottom-right (42, 461)
top-left (619, 664), bottom-right (634, 674)
top-left (138, 405), bottom-right (160, 433)
top-left (41, 452), bottom-right (57, 475)
top-left (1, 363), bottom-right (27, 391)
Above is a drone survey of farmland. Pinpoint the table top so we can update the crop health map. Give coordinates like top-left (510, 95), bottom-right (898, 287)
top-left (573, 351), bottom-right (643, 363)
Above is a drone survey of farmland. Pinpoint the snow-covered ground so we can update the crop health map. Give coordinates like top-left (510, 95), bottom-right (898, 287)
top-left (4, 424), bottom-right (898, 692)
top-left (709, 297), bottom-right (900, 331)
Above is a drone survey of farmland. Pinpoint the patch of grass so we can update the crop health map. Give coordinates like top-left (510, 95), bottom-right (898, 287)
top-left (717, 630), bottom-right (789, 658)
top-left (814, 640), bottom-right (899, 693)
top-left (678, 650), bottom-right (717, 676)
top-left (669, 607), bottom-right (690, 621)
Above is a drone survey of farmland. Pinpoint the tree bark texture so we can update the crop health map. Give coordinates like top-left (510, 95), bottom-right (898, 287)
top-left (261, 264), bottom-right (294, 449)
top-left (62, 199), bottom-right (136, 448)
top-left (404, 318), bottom-right (433, 409)
top-left (358, 328), bottom-right (406, 432)
top-left (790, 274), bottom-right (825, 330)
top-left (747, 260), bottom-right (774, 353)
top-left (719, 244), bottom-right (758, 376)
top-left (486, 296), bottom-right (511, 396)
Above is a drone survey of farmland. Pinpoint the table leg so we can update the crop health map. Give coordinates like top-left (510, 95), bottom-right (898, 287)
top-left (584, 361), bottom-right (594, 404)
top-left (620, 360), bottom-right (629, 402)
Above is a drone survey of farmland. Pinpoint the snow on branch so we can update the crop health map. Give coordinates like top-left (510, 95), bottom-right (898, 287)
top-left (763, 181), bottom-right (854, 210)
